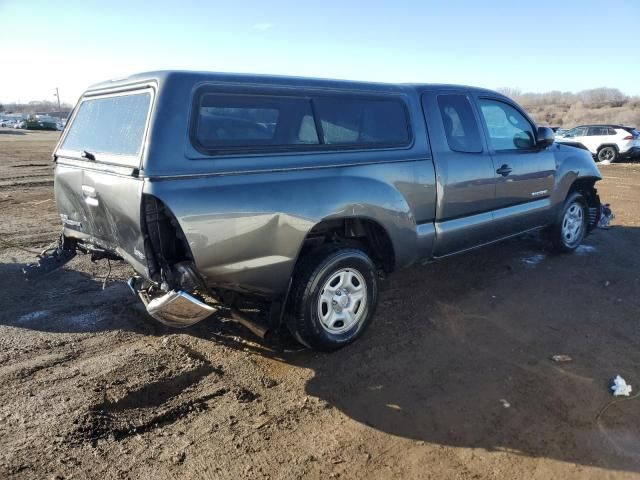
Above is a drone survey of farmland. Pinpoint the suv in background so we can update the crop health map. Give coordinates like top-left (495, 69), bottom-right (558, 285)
top-left (556, 124), bottom-right (640, 164)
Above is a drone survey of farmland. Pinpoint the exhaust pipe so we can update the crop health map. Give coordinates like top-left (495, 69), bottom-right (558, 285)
top-left (230, 308), bottom-right (270, 339)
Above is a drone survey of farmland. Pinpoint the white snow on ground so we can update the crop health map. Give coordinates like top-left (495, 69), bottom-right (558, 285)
top-left (64, 310), bottom-right (105, 331)
top-left (15, 309), bottom-right (105, 332)
top-left (521, 254), bottom-right (546, 266)
top-left (17, 310), bottom-right (50, 323)
top-left (576, 244), bottom-right (597, 255)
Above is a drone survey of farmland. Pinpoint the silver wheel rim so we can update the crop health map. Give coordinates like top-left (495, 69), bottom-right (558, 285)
top-left (599, 148), bottom-right (614, 162)
top-left (317, 268), bottom-right (368, 334)
top-left (561, 202), bottom-right (584, 246)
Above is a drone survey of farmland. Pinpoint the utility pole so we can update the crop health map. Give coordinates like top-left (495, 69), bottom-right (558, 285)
top-left (54, 88), bottom-right (61, 110)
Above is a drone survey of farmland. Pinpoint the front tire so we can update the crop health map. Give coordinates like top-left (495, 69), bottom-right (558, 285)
top-left (549, 192), bottom-right (588, 253)
top-left (597, 146), bottom-right (617, 164)
top-left (287, 246), bottom-right (379, 351)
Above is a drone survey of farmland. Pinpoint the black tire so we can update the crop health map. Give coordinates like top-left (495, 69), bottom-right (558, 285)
top-left (549, 192), bottom-right (588, 253)
top-left (597, 146), bottom-right (617, 164)
top-left (287, 246), bottom-right (379, 351)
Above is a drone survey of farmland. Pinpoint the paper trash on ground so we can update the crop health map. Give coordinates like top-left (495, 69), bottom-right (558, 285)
top-left (611, 375), bottom-right (632, 397)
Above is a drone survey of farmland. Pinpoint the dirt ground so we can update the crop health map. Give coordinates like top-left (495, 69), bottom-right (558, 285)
top-left (1, 129), bottom-right (639, 480)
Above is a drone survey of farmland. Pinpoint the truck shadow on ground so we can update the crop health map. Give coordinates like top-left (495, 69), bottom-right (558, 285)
top-left (294, 227), bottom-right (640, 473)
top-left (194, 227), bottom-right (640, 473)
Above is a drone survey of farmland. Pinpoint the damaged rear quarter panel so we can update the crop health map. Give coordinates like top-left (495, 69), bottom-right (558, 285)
top-left (144, 161), bottom-right (425, 297)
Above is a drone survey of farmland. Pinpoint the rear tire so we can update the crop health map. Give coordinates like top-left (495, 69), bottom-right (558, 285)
top-left (597, 146), bottom-right (617, 164)
top-left (549, 192), bottom-right (588, 253)
top-left (287, 246), bottom-right (379, 351)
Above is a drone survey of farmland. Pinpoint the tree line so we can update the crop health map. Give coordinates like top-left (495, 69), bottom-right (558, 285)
top-left (0, 100), bottom-right (73, 116)
top-left (497, 87), bottom-right (640, 127)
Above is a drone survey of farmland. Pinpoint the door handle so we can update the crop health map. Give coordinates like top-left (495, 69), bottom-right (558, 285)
top-left (496, 164), bottom-right (512, 176)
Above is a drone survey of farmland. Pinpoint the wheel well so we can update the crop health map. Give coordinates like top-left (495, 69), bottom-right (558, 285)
top-left (142, 194), bottom-right (201, 290)
top-left (568, 177), bottom-right (601, 228)
top-left (597, 144), bottom-right (619, 152)
top-left (569, 177), bottom-right (598, 200)
top-left (298, 218), bottom-right (395, 273)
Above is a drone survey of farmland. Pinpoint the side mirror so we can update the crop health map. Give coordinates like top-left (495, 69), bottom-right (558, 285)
top-left (536, 126), bottom-right (555, 148)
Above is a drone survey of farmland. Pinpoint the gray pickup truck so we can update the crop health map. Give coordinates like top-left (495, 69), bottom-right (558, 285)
top-left (42, 71), bottom-right (603, 350)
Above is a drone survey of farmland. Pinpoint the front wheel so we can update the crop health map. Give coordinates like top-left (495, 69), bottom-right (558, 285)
top-left (549, 192), bottom-right (588, 253)
top-left (597, 146), bottom-right (617, 164)
top-left (287, 246), bottom-right (379, 351)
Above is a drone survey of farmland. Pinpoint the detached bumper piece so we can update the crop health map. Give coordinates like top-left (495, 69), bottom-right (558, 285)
top-left (142, 289), bottom-right (216, 328)
top-left (598, 204), bottom-right (614, 229)
top-left (23, 236), bottom-right (77, 281)
top-left (128, 277), bottom-right (270, 337)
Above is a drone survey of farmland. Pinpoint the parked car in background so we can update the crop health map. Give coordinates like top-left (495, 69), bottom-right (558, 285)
top-left (36, 71), bottom-right (605, 351)
top-left (556, 125), bottom-right (640, 164)
top-left (554, 128), bottom-right (568, 138)
top-left (23, 117), bottom-right (58, 131)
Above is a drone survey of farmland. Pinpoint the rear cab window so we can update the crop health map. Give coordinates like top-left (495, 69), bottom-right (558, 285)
top-left (57, 88), bottom-right (154, 167)
top-left (191, 89), bottom-right (411, 155)
top-left (194, 94), bottom-right (319, 150)
top-left (313, 96), bottom-right (410, 146)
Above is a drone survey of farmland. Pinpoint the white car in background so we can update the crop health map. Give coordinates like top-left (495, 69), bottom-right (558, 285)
top-left (556, 124), bottom-right (640, 164)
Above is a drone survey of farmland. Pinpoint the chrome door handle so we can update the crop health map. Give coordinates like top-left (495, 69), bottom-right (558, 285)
top-left (496, 164), bottom-right (512, 176)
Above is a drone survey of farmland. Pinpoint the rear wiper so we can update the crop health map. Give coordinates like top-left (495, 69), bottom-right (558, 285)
top-left (81, 150), bottom-right (96, 161)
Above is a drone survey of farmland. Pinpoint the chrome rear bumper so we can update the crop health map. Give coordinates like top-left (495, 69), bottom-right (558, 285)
top-left (146, 290), bottom-right (216, 328)
top-left (128, 278), bottom-right (216, 328)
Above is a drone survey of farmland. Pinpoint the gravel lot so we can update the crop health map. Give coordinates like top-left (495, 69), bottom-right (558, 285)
top-left (1, 129), bottom-right (639, 479)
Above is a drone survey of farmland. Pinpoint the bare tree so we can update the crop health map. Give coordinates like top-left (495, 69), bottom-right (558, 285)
top-left (497, 87), bottom-right (636, 127)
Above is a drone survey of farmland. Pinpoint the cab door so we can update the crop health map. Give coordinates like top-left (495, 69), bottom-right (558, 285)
top-left (421, 90), bottom-right (498, 256)
top-left (474, 96), bottom-right (556, 235)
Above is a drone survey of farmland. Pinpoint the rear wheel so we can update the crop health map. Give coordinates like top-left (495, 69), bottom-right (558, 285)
top-left (287, 246), bottom-right (379, 351)
top-left (549, 192), bottom-right (588, 253)
top-left (597, 146), bottom-right (617, 164)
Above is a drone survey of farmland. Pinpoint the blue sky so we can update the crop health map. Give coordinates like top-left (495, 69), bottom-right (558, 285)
top-left (1, 0), bottom-right (639, 104)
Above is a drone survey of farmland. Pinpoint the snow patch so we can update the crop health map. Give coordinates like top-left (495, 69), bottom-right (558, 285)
top-left (17, 310), bottom-right (50, 323)
top-left (576, 244), bottom-right (597, 255)
top-left (521, 254), bottom-right (546, 266)
top-left (65, 311), bottom-right (104, 331)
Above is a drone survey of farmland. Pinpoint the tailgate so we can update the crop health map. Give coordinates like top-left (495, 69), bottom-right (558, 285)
top-left (53, 87), bottom-right (154, 276)
top-left (54, 164), bottom-right (147, 274)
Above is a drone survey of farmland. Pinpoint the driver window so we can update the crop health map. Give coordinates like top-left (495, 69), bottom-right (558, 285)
top-left (479, 99), bottom-right (535, 151)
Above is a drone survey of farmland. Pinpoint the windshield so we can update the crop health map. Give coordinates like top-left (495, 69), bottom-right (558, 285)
top-left (59, 91), bottom-right (152, 166)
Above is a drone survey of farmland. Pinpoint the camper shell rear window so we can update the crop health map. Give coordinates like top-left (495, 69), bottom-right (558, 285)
top-left (58, 89), bottom-right (153, 167)
top-left (191, 88), bottom-right (412, 155)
